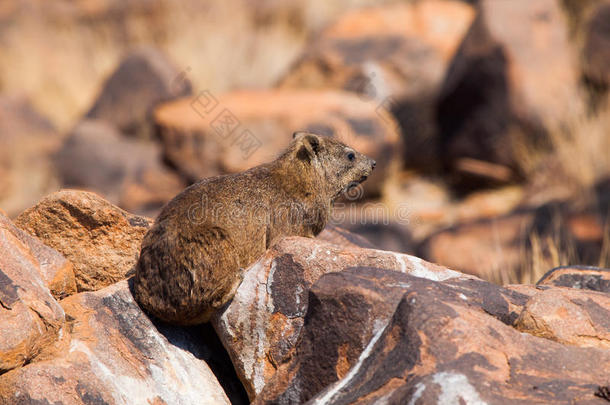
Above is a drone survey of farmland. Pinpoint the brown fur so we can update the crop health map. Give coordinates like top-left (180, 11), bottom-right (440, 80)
top-left (133, 132), bottom-right (375, 324)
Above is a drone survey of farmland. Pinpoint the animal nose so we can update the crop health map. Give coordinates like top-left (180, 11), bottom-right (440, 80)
top-left (371, 160), bottom-right (376, 169)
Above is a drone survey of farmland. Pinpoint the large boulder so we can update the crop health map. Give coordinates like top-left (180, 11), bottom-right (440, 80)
top-left (16, 190), bottom-right (152, 292)
top-left (279, 1), bottom-right (475, 170)
top-left (419, 211), bottom-right (534, 283)
top-left (154, 89), bottom-right (402, 196)
top-left (256, 267), bottom-right (534, 403)
top-left (0, 0), bottom-right (394, 128)
top-left (56, 119), bottom-right (185, 216)
top-left (212, 236), bottom-right (468, 399)
top-left (85, 47), bottom-right (192, 139)
top-left (315, 224), bottom-right (375, 249)
top-left (0, 95), bottom-right (62, 216)
top-left (436, 0), bottom-right (583, 189)
top-left (419, 203), bottom-right (609, 283)
top-left (515, 286), bottom-right (610, 348)
top-left (537, 265), bottom-right (610, 293)
top-left (0, 280), bottom-right (230, 405)
top-left (0, 213), bottom-right (66, 374)
top-left (0, 214), bottom-right (76, 299)
top-left (256, 267), bottom-right (610, 404)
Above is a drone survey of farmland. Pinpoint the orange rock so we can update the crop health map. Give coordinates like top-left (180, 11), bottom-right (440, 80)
top-left (315, 224), bottom-right (374, 249)
top-left (537, 265), bottom-right (610, 293)
top-left (56, 119), bottom-right (186, 216)
top-left (437, 0), bottom-right (582, 188)
top-left (212, 236), bottom-right (471, 399)
top-left (566, 212), bottom-right (604, 242)
top-left (420, 212), bottom-right (534, 282)
top-left (0, 214), bottom-right (76, 299)
top-left (154, 89), bottom-right (401, 197)
top-left (257, 267), bottom-right (610, 403)
top-left (16, 190), bottom-right (152, 292)
top-left (515, 287), bottom-right (610, 348)
top-left (279, 1), bottom-right (475, 170)
top-left (0, 280), bottom-right (230, 404)
top-left (281, 1), bottom-right (474, 90)
top-left (0, 212), bottom-right (65, 373)
top-left (306, 274), bottom-right (610, 404)
top-left (85, 46), bottom-right (192, 139)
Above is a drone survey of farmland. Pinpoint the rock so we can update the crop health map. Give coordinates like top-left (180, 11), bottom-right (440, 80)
top-left (419, 203), bottom-right (609, 284)
top-left (0, 214), bottom-right (76, 299)
top-left (0, 95), bottom-right (62, 217)
top-left (419, 211), bottom-right (534, 283)
top-left (0, 280), bottom-right (230, 405)
top-left (436, 0), bottom-right (582, 189)
top-left (0, 212), bottom-right (65, 373)
top-left (0, 0), bottom-right (391, 128)
top-left (212, 236), bottom-right (469, 399)
top-left (86, 47), bottom-right (192, 139)
top-left (16, 190), bottom-right (152, 292)
top-left (537, 265), bottom-right (610, 293)
top-left (515, 287), bottom-right (610, 349)
top-left (279, 1), bottom-right (475, 170)
top-left (299, 269), bottom-right (610, 404)
top-left (256, 267), bottom-right (534, 404)
top-left (341, 222), bottom-right (414, 254)
top-left (154, 89), bottom-right (401, 196)
top-left (315, 224), bottom-right (375, 249)
top-left (56, 119), bottom-right (186, 216)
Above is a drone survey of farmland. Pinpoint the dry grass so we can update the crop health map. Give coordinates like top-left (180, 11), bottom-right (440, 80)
top-left (503, 94), bottom-right (610, 285)
top-left (546, 102), bottom-right (610, 195)
top-left (493, 214), bottom-right (610, 286)
top-left (515, 94), bottom-right (610, 203)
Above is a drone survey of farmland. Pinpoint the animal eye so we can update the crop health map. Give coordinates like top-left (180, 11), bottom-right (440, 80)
top-left (347, 152), bottom-right (355, 161)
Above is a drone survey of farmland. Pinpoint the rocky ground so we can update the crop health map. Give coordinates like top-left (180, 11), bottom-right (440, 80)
top-left (1, 0), bottom-right (610, 403)
top-left (1, 0), bottom-right (608, 284)
top-left (1, 190), bottom-right (609, 404)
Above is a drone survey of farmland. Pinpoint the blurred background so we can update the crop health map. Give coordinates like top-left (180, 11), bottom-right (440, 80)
top-left (1, 0), bottom-right (608, 285)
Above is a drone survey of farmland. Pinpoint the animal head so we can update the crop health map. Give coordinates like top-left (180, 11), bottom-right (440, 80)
top-left (291, 131), bottom-right (376, 200)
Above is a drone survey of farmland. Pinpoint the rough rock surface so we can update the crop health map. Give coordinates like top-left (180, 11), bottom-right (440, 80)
top-left (293, 268), bottom-right (610, 404)
top-left (256, 267), bottom-right (537, 403)
top-left (279, 1), bottom-right (475, 170)
top-left (0, 214), bottom-right (76, 299)
top-left (315, 224), bottom-right (375, 249)
top-left (0, 280), bottom-right (230, 405)
top-left (212, 236), bottom-right (468, 399)
top-left (538, 265), bottom-right (610, 293)
top-left (0, 213), bottom-right (66, 374)
top-left (56, 119), bottom-right (185, 216)
top-left (86, 46), bottom-right (192, 139)
top-left (0, 95), bottom-right (62, 217)
top-left (515, 286), bottom-right (610, 349)
top-left (419, 211), bottom-right (534, 282)
top-left (154, 89), bottom-right (401, 196)
top-left (419, 204), bottom-right (609, 283)
top-left (16, 190), bottom-right (152, 292)
top-left (437, 0), bottom-right (582, 188)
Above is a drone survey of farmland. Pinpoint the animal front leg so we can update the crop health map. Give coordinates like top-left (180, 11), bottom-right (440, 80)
top-left (212, 267), bottom-right (245, 309)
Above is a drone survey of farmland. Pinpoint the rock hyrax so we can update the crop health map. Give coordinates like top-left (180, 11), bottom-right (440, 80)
top-left (133, 132), bottom-right (375, 324)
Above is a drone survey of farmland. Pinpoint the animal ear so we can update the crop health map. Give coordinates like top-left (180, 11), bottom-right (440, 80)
top-left (294, 133), bottom-right (322, 162)
top-left (303, 134), bottom-right (321, 153)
